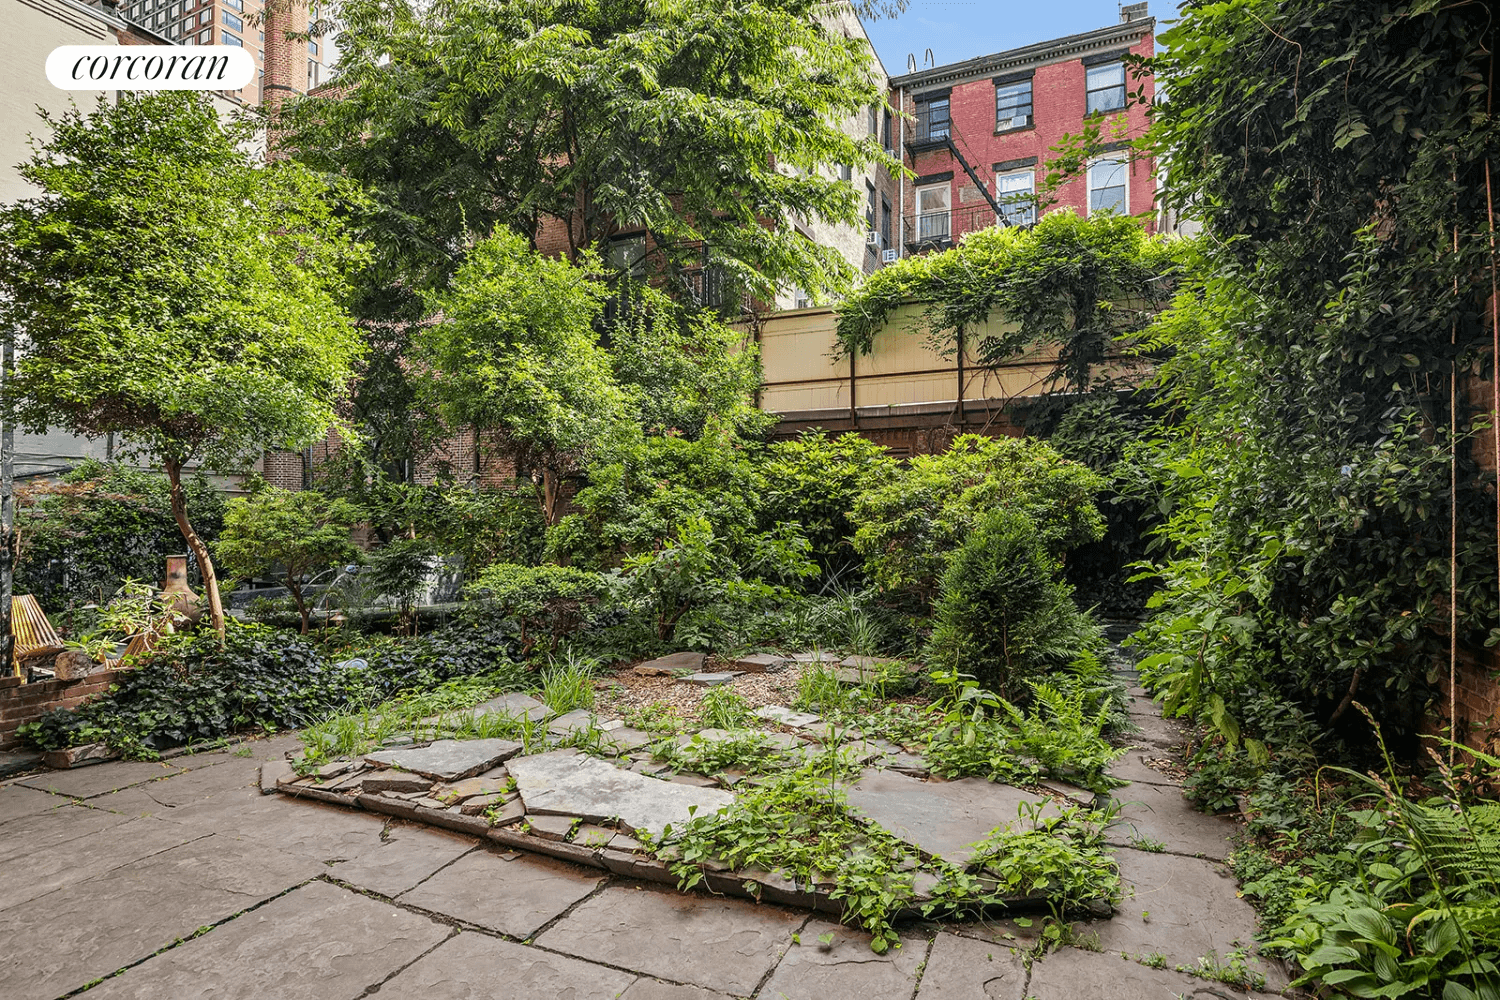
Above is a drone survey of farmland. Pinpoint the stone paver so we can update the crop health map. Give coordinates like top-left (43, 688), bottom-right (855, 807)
top-left (0, 833), bottom-right (325, 1000)
top-left (548, 708), bottom-right (601, 736)
top-left (1108, 750), bottom-right (1181, 787)
top-left (464, 691), bottom-right (551, 722)
top-left (1123, 712), bottom-right (1190, 751)
top-left (366, 739), bottom-right (523, 781)
top-left (620, 981), bottom-right (731, 1000)
top-left (0, 799), bottom-right (134, 861)
top-left (509, 750), bottom-right (733, 837)
top-left (1089, 848), bottom-right (1288, 989)
top-left (0, 814), bottom-right (206, 912)
top-left (843, 768), bottom-right (1052, 866)
top-left (1027, 946), bottom-right (1283, 1000)
top-left (913, 932), bottom-right (1026, 1000)
top-left (379, 930), bottom-right (635, 999)
top-left (0, 782), bottom-right (68, 824)
top-left (636, 651), bottom-right (707, 675)
top-left (753, 705), bottom-right (821, 728)
top-left (329, 823), bottom-right (478, 897)
top-left (734, 653), bottom-right (786, 673)
top-left (79, 879), bottom-right (450, 1000)
top-left (758, 920), bottom-right (926, 1000)
top-left (17, 758), bottom-right (188, 798)
top-left (399, 848), bottom-right (605, 937)
top-left (682, 672), bottom-right (742, 687)
top-left (1107, 783), bottom-right (1238, 860)
top-left (537, 884), bottom-right (806, 995)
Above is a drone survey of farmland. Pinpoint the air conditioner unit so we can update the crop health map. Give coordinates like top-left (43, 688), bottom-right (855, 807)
top-left (882, 249), bottom-right (898, 263)
top-left (866, 231), bottom-right (880, 246)
top-left (998, 115), bottom-right (1030, 131)
top-left (884, 147), bottom-right (897, 157)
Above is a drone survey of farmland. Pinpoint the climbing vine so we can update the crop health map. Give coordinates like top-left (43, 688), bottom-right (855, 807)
top-left (1133, 0), bottom-right (1500, 745)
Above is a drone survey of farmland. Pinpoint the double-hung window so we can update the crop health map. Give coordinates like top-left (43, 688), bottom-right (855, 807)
top-left (916, 184), bottom-right (951, 241)
top-left (996, 169), bottom-right (1036, 227)
top-left (917, 96), bottom-right (950, 143)
top-left (995, 80), bottom-right (1033, 131)
top-left (222, 10), bottom-right (242, 31)
top-left (607, 234), bottom-right (647, 280)
top-left (222, 32), bottom-right (242, 46)
top-left (1086, 61), bottom-right (1127, 114)
top-left (1088, 156), bottom-right (1128, 215)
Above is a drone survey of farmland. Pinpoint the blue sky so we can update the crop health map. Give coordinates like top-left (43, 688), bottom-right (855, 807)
top-left (862, 1), bottom-right (1159, 77)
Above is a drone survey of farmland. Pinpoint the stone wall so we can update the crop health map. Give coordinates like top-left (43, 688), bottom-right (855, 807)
top-left (0, 668), bottom-right (126, 751)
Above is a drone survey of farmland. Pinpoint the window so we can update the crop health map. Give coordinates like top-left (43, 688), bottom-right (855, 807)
top-left (200, 10), bottom-right (210, 24)
top-left (839, 163), bottom-right (852, 183)
top-left (224, 0), bottom-right (242, 9)
top-left (169, 2), bottom-right (178, 16)
top-left (258, 30), bottom-right (264, 41)
top-left (607, 233), bottom-right (647, 279)
top-left (1086, 62), bottom-right (1127, 115)
top-left (882, 108), bottom-right (892, 149)
top-left (198, 28), bottom-right (209, 42)
top-left (995, 80), bottom-right (1033, 130)
top-left (868, 105), bottom-right (879, 137)
top-left (309, 41), bottom-right (319, 55)
top-left (880, 198), bottom-right (892, 249)
top-left (916, 183), bottom-right (950, 241)
top-left (1088, 156), bottom-right (1128, 215)
top-left (222, 11), bottom-right (242, 30)
top-left (865, 182), bottom-right (877, 235)
top-left (222, 32), bottom-right (241, 46)
top-left (917, 96), bottom-right (950, 143)
top-left (995, 169), bottom-right (1035, 226)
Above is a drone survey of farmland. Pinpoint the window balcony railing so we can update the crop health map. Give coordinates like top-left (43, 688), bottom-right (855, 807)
top-left (909, 107), bottom-right (952, 148)
top-left (903, 206), bottom-right (1026, 254)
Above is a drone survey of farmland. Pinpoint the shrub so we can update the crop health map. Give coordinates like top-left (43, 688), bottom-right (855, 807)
top-left (757, 431), bottom-right (898, 584)
top-left (465, 562), bottom-right (609, 657)
top-left (216, 487), bottom-right (364, 634)
top-left (850, 434), bottom-right (1105, 609)
top-left (924, 509), bottom-right (1098, 699)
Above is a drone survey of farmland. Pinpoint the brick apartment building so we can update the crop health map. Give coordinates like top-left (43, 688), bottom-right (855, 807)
top-left (887, 2), bottom-right (1156, 253)
top-left (119, 0), bottom-right (324, 104)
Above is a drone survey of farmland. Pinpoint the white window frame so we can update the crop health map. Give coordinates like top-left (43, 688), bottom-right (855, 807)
top-left (1087, 156), bottom-right (1129, 216)
top-left (1086, 62), bottom-right (1127, 115)
top-left (995, 80), bottom-right (1033, 131)
top-left (995, 168), bottom-right (1036, 227)
top-left (916, 183), bottom-right (951, 241)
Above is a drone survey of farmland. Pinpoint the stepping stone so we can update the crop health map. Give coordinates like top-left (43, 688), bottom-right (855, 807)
top-left (843, 768), bottom-right (1055, 867)
top-left (677, 729), bottom-right (802, 752)
top-left (759, 919), bottom-right (926, 998)
top-left (635, 652), bottom-right (706, 676)
top-left (364, 739), bottom-right (523, 782)
top-left (509, 750), bottom-right (733, 838)
top-left (449, 692), bottom-right (551, 724)
top-left (734, 653), bottom-right (787, 673)
top-left (360, 773), bottom-right (434, 794)
top-left (1108, 751), bottom-right (1181, 787)
top-left (1026, 946), bottom-right (1285, 999)
top-left (436, 775), bottom-right (510, 801)
top-left (914, 932), bottom-right (1027, 999)
top-left (527, 814), bottom-right (580, 841)
top-left (459, 793), bottom-right (507, 815)
top-left (379, 932), bottom-right (635, 999)
top-left (1090, 848), bottom-right (1289, 990)
top-left (790, 651), bottom-right (841, 663)
top-left (601, 727), bottom-right (655, 753)
top-left (490, 799), bottom-right (527, 826)
top-left (1124, 713), bottom-right (1191, 751)
top-left (682, 672), bottom-right (741, 687)
top-left (753, 705), bottom-right (820, 728)
top-left (840, 655), bottom-right (899, 668)
top-left (571, 823), bottom-right (616, 848)
top-left (1039, 779), bottom-right (1096, 805)
top-left (1106, 783), bottom-right (1238, 860)
top-left (548, 709), bottom-right (601, 736)
top-left (398, 851), bottom-right (606, 939)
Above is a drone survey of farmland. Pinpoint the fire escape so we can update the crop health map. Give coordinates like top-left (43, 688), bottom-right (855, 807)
top-left (903, 100), bottom-right (1007, 255)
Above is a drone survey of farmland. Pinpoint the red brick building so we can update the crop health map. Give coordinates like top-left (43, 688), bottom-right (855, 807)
top-left (888, 3), bottom-right (1156, 253)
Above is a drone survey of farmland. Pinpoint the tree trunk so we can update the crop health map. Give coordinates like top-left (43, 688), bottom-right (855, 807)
top-left (287, 571), bottom-right (308, 635)
top-left (540, 467), bottom-right (562, 527)
top-left (165, 458), bottom-right (225, 643)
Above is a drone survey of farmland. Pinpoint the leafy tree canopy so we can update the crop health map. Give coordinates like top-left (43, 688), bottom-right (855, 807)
top-left (0, 93), bottom-right (369, 638)
top-left (282, 0), bottom-right (894, 310)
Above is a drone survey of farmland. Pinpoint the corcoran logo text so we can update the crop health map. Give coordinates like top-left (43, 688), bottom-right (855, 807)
top-left (46, 46), bottom-right (255, 91)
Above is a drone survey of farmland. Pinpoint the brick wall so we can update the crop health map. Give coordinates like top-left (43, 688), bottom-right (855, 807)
top-left (0, 669), bottom-right (126, 751)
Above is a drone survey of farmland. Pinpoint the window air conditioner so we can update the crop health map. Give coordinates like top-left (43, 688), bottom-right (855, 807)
top-left (882, 249), bottom-right (898, 263)
top-left (866, 231), bottom-right (880, 246)
top-left (998, 115), bottom-right (1030, 131)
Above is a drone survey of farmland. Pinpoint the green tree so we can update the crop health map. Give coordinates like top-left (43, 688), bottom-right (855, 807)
top-left (417, 229), bottom-right (626, 526)
top-left (0, 94), bottom-right (368, 640)
top-left (282, 0), bottom-right (893, 308)
top-left (851, 434), bottom-right (1106, 609)
top-left (217, 488), bottom-right (364, 634)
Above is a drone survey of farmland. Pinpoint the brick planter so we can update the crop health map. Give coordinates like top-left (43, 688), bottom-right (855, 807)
top-left (0, 668), bottom-right (126, 751)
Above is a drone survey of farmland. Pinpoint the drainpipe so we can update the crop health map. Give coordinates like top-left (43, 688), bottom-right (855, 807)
top-left (897, 85), bottom-right (906, 258)
top-left (0, 335), bottom-right (16, 678)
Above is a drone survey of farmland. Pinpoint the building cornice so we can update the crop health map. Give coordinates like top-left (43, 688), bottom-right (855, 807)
top-left (888, 18), bottom-right (1154, 93)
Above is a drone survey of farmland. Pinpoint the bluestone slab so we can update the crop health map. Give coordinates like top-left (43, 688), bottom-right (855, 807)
top-left (509, 750), bottom-right (733, 837)
top-left (913, 932), bottom-right (1027, 1000)
top-left (757, 919), bottom-right (926, 1000)
top-left (398, 848), bottom-right (605, 937)
top-left (844, 768), bottom-right (1053, 866)
top-left (377, 931), bottom-right (635, 1000)
top-left (365, 739), bottom-right (523, 781)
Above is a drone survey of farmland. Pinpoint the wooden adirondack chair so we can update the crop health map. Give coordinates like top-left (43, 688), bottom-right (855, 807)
top-left (10, 595), bottom-right (66, 677)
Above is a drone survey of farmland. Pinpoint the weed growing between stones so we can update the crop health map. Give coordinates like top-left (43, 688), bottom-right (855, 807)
top-left (698, 686), bottom-right (753, 729)
top-left (649, 729), bottom-right (802, 776)
top-left (655, 752), bottom-right (1121, 954)
top-left (538, 651), bottom-right (600, 714)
